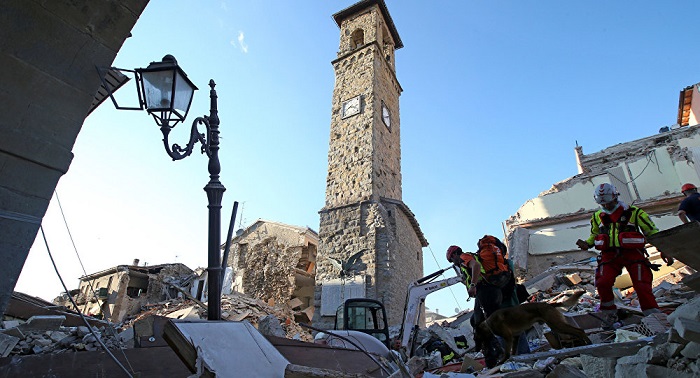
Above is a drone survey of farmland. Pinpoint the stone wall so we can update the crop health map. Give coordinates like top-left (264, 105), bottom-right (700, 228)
top-left (241, 237), bottom-right (301, 306)
top-left (226, 221), bottom-right (318, 310)
top-left (375, 201), bottom-right (423, 324)
top-left (326, 48), bottom-right (376, 207)
top-left (314, 200), bottom-right (422, 328)
top-left (326, 4), bottom-right (402, 208)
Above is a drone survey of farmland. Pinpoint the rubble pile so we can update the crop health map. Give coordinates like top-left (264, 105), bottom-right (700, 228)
top-left (0, 316), bottom-right (124, 357)
top-left (415, 265), bottom-right (700, 377)
top-left (120, 291), bottom-right (313, 342)
top-left (220, 291), bottom-right (313, 341)
top-left (11, 326), bottom-right (124, 355)
top-left (1, 290), bottom-right (313, 360)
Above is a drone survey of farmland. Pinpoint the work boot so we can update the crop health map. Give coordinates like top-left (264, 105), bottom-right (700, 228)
top-left (600, 309), bottom-right (619, 331)
top-left (642, 308), bottom-right (661, 316)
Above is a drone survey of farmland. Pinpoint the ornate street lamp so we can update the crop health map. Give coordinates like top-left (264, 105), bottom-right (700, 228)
top-left (135, 54), bottom-right (197, 128)
top-left (99, 55), bottom-right (225, 320)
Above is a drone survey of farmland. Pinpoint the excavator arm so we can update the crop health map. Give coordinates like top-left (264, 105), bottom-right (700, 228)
top-left (398, 266), bottom-right (465, 357)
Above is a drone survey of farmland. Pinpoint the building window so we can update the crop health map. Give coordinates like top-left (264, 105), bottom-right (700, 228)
top-left (351, 29), bottom-right (364, 49)
top-left (126, 287), bottom-right (145, 298)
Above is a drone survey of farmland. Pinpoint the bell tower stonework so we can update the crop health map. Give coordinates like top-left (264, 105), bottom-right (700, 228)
top-left (314, 0), bottom-right (427, 329)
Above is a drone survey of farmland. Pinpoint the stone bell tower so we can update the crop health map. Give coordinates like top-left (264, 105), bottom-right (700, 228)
top-left (313, 0), bottom-right (427, 329)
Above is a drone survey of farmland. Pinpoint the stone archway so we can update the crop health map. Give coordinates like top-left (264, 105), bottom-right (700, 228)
top-left (0, 0), bottom-right (150, 315)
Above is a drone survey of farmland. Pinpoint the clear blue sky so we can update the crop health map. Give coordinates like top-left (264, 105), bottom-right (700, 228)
top-left (17, 1), bottom-right (700, 317)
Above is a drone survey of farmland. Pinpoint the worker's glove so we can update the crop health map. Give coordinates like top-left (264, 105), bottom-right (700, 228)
top-left (660, 252), bottom-right (675, 266)
top-left (576, 239), bottom-right (590, 251)
top-left (467, 285), bottom-right (477, 298)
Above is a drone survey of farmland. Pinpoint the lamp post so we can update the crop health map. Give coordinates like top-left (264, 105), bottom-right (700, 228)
top-left (104, 55), bottom-right (224, 320)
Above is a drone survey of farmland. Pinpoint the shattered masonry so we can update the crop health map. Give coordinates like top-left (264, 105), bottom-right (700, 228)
top-left (226, 220), bottom-right (318, 321)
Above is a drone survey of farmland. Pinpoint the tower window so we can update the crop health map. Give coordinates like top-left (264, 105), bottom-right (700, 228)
top-left (351, 29), bottom-right (364, 49)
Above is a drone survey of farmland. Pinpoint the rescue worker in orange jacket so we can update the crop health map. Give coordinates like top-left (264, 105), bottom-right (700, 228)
top-left (446, 238), bottom-right (515, 320)
top-left (575, 183), bottom-right (673, 329)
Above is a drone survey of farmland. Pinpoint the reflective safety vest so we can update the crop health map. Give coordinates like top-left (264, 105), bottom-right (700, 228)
top-left (457, 253), bottom-right (485, 285)
top-left (585, 205), bottom-right (658, 250)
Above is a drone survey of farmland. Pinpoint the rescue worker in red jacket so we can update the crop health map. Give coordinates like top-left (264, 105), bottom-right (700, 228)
top-left (575, 183), bottom-right (673, 329)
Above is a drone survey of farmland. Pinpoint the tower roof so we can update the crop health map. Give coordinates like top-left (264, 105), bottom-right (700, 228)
top-left (332, 0), bottom-right (403, 50)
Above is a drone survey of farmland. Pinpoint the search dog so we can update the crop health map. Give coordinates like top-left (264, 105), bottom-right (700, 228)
top-left (473, 290), bottom-right (592, 367)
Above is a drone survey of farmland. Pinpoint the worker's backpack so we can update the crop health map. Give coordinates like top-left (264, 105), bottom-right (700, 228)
top-left (476, 235), bottom-right (512, 288)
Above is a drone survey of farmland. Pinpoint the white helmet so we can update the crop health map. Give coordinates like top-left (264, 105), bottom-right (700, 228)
top-left (594, 183), bottom-right (618, 205)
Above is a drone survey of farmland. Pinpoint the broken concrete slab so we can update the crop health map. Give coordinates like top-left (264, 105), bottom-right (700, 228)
top-left (163, 319), bottom-right (289, 376)
top-left (526, 275), bottom-right (556, 293)
top-left (658, 342), bottom-right (686, 360)
top-left (581, 354), bottom-right (617, 378)
top-left (19, 315), bottom-right (65, 331)
top-left (616, 345), bottom-right (666, 365)
top-left (48, 331), bottom-right (68, 343)
top-left (0, 333), bottom-right (19, 358)
top-left (118, 327), bottom-right (133, 343)
top-left (258, 314), bottom-right (287, 338)
top-left (674, 318), bottom-right (700, 343)
top-left (680, 341), bottom-right (700, 359)
top-left (546, 363), bottom-right (587, 377)
top-left (511, 338), bottom-right (653, 363)
top-left (165, 306), bottom-right (200, 320)
top-left (681, 272), bottom-right (700, 292)
top-left (647, 222), bottom-right (700, 270)
top-left (1, 320), bottom-right (20, 330)
top-left (668, 297), bottom-right (700, 324)
top-left (614, 362), bottom-right (696, 378)
top-left (0, 327), bottom-right (24, 339)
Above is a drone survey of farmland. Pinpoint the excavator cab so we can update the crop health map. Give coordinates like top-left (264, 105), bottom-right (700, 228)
top-left (335, 298), bottom-right (391, 349)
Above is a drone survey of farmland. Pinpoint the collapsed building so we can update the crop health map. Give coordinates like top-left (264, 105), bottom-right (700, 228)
top-left (506, 82), bottom-right (700, 281)
top-left (225, 220), bottom-right (318, 322)
top-left (55, 261), bottom-right (193, 323)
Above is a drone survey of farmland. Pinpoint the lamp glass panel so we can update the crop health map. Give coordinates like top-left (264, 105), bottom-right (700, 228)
top-left (141, 70), bottom-right (174, 110)
top-left (173, 70), bottom-right (195, 116)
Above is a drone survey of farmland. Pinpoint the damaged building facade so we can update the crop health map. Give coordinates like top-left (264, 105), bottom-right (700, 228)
top-left (66, 261), bottom-right (193, 323)
top-left (314, 0), bottom-right (428, 330)
top-left (225, 220), bottom-right (318, 321)
top-left (506, 82), bottom-right (700, 280)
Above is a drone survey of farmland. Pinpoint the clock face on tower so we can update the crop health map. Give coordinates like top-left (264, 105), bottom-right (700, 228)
top-left (341, 96), bottom-right (361, 119)
top-left (381, 101), bottom-right (391, 129)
